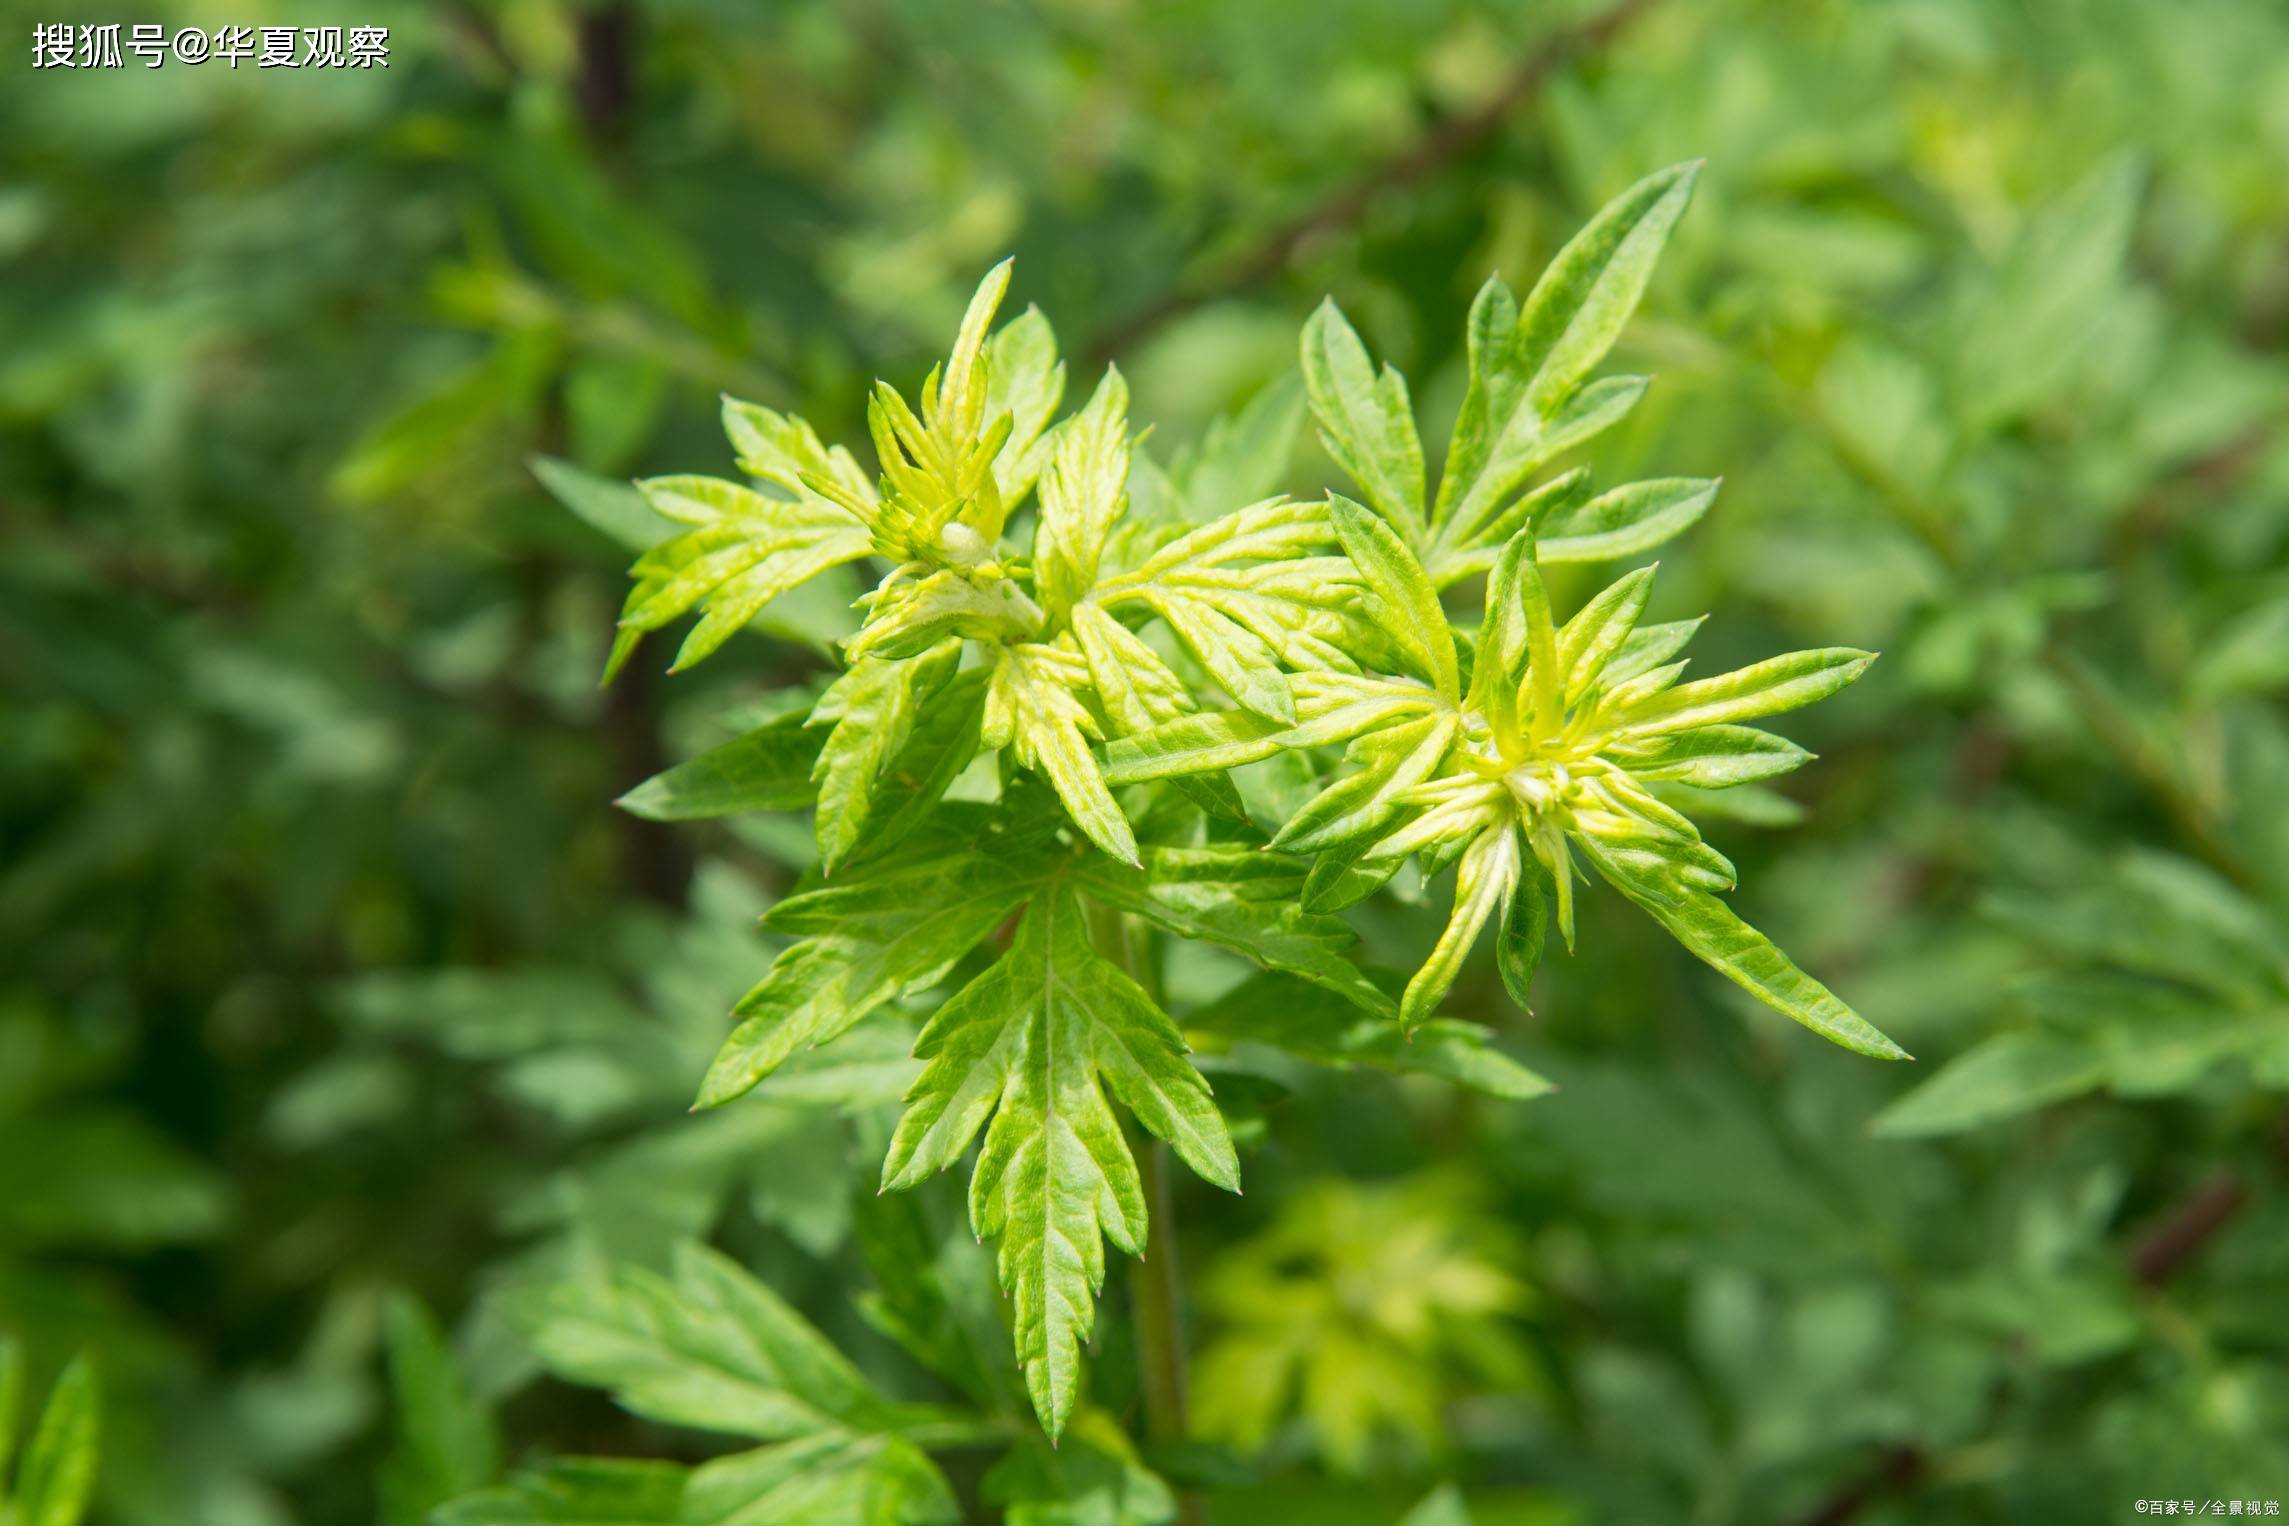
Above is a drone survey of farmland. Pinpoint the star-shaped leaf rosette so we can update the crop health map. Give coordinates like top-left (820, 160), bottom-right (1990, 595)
top-left (1105, 161), bottom-right (1906, 1059)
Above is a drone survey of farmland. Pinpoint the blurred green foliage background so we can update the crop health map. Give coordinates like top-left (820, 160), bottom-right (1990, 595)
top-left (6, 0), bottom-right (2289, 1520)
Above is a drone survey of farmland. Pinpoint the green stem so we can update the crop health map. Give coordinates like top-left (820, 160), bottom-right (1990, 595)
top-left (1086, 897), bottom-right (1208, 1526)
top-left (1131, 1138), bottom-right (1194, 1446)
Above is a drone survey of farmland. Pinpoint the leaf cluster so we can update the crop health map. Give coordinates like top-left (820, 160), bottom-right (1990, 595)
top-left (545, 161), bottom-right (1894, 1457)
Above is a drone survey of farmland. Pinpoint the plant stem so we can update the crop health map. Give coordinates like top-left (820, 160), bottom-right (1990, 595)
top-left (1087, 898), bottom-right (1208, 1526)
top-left (1132, 1139), bottom-right (1204, 1526)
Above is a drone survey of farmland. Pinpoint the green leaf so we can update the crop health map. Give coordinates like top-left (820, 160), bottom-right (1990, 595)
top-left (1071, 847), bottom-right (1393, 1018)
top-left (1428, 274), bottom-right (1532, 555)
top-left (1154, 596), bottom-right (1295, 723)
top-left (985, 306), bottom-right (1069, 503)
top-left (720, 397), bottom-right (875, 508)
top-left (1537, 477), bottom-right (1718, 564)
top-left (941, 259), bottom-right (1013, 444)
top-left (1433, 466), bottom-right (1600, 584)
top-left (1514, 161), bottom-right (1701, 418)
top-left (1556, 564), bottom-right (1657, 703)
top-left (15, 1356), bottom-right (98, 1526)
top-left (1495, 860), bottom-right (1549, 1009)
top-left (617, 713), bottom-right (823, 822)
top-left (1329, 496), bottom-right (1458, 700)
top-left (1091, 499), bottom-right (1371, 706)
top-left (613, 478), bottom-right (874, 676)
top-left (1870, 1032), bottom-right (2106, 1138)
top-left (0, 1338), bottom-right (18, 1488)
top-left (512, 1243), bottom-right (909, 1441)
top-left (1100, 709), bottom-right (1287, 786)
top-left (1300, 837), bottom-right (1405, 913)
top-left (1190, 973), bottom-right (1553, 1100)
top-left (2191, 591), bottom-right (2289, 699)
top-left (983, 1411), bottom-right (1177, 1526)
top-left (1603, 617), bottom-right (1704, 685)
top-left (1301, 300), bottom-right (1427, 543)
top-left (1401, 828), bottom-right (1521, 1032)
top-left (862, 669), bottom-right (993, 857)
top-left (1460, 532), bottom-right (1528, 746)
top-left (1272, 713), bottom-right (1460, 855)
top-left (1511, 533), bottom-right (1563, 735)
top-left (436, 1459), bottom-right (685, 1525)
top-left (812, 644), bottom-right (963, 871)
top-left (1954, 153), bottom-right (2144, 431)
top-left (1613, 648), bottom-right (1874, 735)
top-left (1579, 839), bottom-right (1907, 1060)
top-left (1426, 324), bottom-right (1651, 572)
top-left (697, 813), bottom-right (1051, 1107)
top-left (1067, 606), bottom-right (1248, 821)
top-left (683, 1434), bottom-right (959, 1526)
top-left (379, 1292), bottom-right (499, 1526)
top-left (1064, 609), bottom-right (1197, 740)
top-left (984, 642), bottom-right (1140, 865)
top-left (1036, 368), bottom-right (1130, 620)
top-left (881, 887), bottom-right (1238, 1437)
top-left (1603, 726), bottom-right (1813, 787)
top-left (1398, 1484), bottom-right (1475, 1526)
top-left (852, 1192), bottom-right (1017, 1409)
top-left (533, 456), bottom-right (675, 552)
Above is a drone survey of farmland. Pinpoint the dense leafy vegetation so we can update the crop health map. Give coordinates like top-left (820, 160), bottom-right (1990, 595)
top-left (7, 0), bottom-right (2289, 1521)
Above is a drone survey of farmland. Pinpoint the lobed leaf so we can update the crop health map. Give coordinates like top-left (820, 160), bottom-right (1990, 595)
top-left (1101, 708), bottom-right (1288, 785)
top-left (984, 306), bottom-right (1068, 503)
top-left (1328, 496), bottom-right (1457, 700)
top-left (1072, 847), bottom-right (1393, 1018)
top-left (511, 1242), bottom-right (904, 1441)
top-left (721, 398), bottom-right (876, 509)
top-left (1537, 477), bottom-right (1718, 565)
top-left (1601, 617), bottom-right (1704, 686)
top-left (1556, 564), bottom-right (1657, 703)
top-left (881, 888), bottom-right (1238, 1437)
top-left (984, 642), bottom-right (1139, 865)
top-left (612, 479), bottom-right (874, 676)
top-left (811, 644), bottom-right (963, 871)
top-left (1034, 368), bottom-right (1130, 620)
top-left (682, 1433), bottom-right (959, 1526)
top-left (1093, 499), bottom-right (1371, 715)
top-left (1514, 160), bottom-right (1701, 418)
top-left (1301, 301), bottom-right (1426, 543)
top-left (696, 812), bottom-right (1053, 1107)
top-left (435, 1458), bottom-right (685, 1525)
